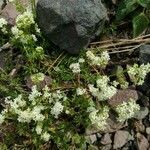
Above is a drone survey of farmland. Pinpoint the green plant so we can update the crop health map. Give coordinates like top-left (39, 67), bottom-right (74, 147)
top-left (116, 0), bottom-right (150, 37)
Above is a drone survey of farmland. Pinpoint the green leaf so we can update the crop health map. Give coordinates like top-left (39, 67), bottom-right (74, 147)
top-left (137, 0), bottom-right (150, 8)
top-left (116, 0), bottom-right (138, 21)
top-left (133, 13), bottom-right (149, 37)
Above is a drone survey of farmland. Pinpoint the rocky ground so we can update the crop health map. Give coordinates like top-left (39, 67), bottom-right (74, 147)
top-left (0, 1), bottom-right (150, 150)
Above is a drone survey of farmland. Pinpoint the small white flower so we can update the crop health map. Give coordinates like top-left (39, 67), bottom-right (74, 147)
top-left (35, 124), bottom-right (43, 135)
top-left (69, 63), bottom-right (81, 74)
top-left (51, 102), bottom-right (64, 118)
top-left (115, 99), bottom-right (140, 122)
top-left (0, 114), bottom-right (5, 124)
top-left (89, 106), bottom-right (109, 130)
top-left (76, 87), bottom-right (86, 96)
top-left (41, 132), bottom-right (50, 142)
top-left (78, 58), bottom-right (85, 63)
top-left (0, 18), bottom-right (7, 28)
top-left (16, 10), bottom-right (35, 29)
top-left (32, 34), bottom-right (37, 42)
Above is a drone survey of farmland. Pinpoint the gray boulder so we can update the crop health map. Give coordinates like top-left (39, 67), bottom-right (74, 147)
top-left (36, 0), bottom-right (107, 54)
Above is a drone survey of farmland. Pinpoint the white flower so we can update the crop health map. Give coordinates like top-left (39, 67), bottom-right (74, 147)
top-left (17, 108), bottom-right (32, 123)
top-left (35, 124), bottom-right (43, 135)
top-left (78, 58), bottom-right (85, 63)
top-left (69, 63), bottom-right (81, 74)
top-left (28, 85), bottom-right (42, 102)
top-left (32, 34), bottom-right (37, 42)
top-left (51, 102), bottom-right (64, 118)
top-left (0, 114), bottom-right (5, 124)
top-left (31, 72), bottom-right (45, 83)
top-left (88, 76), bottom-right (117, 101)
top-left (41, 132), bottom-right (50, 142)
top-left (127, 63), bottom-right (150, 85)
top-left (11, 26), bottom-right (23, 38)
top-left (76, 87), bottom-right (86, 96)
top-left (0, 18), bottom-right (7, 28)
top-left (115, 99), bottom-right (140, 122)
top-left (16, 10), bottom-right (35, 29)
top-left (89, 106), bottom-right (109, 130)
top-left (86, 51), bottom-right (110, 67)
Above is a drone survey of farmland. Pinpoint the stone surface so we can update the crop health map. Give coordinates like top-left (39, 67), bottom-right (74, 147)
top-left (134, 107), bottom-right (149, 120)
top-left (99, 144), bottom-right (112, 150)
top-left (36, 0), bottom-right (107, 54)
top-left (136, 133), bottom-right (149, 150)
top-left (139, 44), bottom-right (150, 64)
top-left (0, 3), bottom-right (19, 26)
top-left (108, 89), bottom-right (139, 107)
top-left (113, 130), bottom-right (131, 149)
top-left (85, 134), bottom-right (97, 144)
top-left (100, 133), bottom-right (112, 145)
top-left (146, 127), bottom-right (150, 135)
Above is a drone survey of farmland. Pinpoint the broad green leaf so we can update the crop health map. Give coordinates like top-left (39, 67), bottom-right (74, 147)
top-left (116, 0), bottom-right (138, 21)
top-left (137, 0), bottom-right (150, 8)
top-left (133, 13), bottom-right (149, 37)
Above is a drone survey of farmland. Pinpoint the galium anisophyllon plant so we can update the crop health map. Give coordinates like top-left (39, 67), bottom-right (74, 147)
top-left (127, 63), bottom-right (150, 85)
top-left (10, 9), bottom-right (44, 73)
top-left (88, 76), bottom-right (117, 101)
top-left (115, 99), bottom-right (140, 122)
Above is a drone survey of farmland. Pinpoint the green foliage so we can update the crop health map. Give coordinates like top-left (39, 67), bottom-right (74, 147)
top-left (116, 0), bottom-right (150, 37)
top-left (132, 13), bottom-right (149, 37)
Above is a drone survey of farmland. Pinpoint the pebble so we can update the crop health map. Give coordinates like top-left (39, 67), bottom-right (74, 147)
top-left (113, 130), bottom-right (131, 149)
top-left (136, 133), bottom-right (149, 150)
top-left (146, 127), bottom-right (150, 135)
top-left (134, 107), bottom-right (149, 120)
top-left (101, 133), bottom-right (112, 145)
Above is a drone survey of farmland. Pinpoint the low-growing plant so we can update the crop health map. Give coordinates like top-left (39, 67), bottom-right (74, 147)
top-left (0, 1), bottom-right (150, 149)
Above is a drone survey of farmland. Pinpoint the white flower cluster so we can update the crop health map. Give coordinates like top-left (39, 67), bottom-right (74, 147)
top-left (86, 51), bottom-right (110, 67)
top-left (115, 99), bottom-right (140, 122)
top-left (31, 72), bottom-right (45, 83)
top-left (16, 10), bottom-right (35, 29)
top-left (0, 86), bottom-right (66, 142)
top-left (88, 106), bottom-right (109, 130)
top-left (0, 18), bottom-right (7, 33)
top-left (69, 63), bottom-right (81, 74)
top-left (76, 87), bottom-right (86, 96)
top-left (51, 102), bottom-right (64, 119)
top-left (88, 76), bottom-right (117, 101)
top-left (127, 63), bottom-right (150, 85)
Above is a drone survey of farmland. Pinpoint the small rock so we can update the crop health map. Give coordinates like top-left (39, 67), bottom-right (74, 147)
top-left (113, 130), bottom-right (131, 149)
top-left (134, 121), bottom-right (145, 133)
top-left (108, 89), bottom-right (139, 107)
top-left (85, 134), bottom-right (97, 144)
top-left (146, 127), bottom-right (150, 135)
top-left (136, 133), bottom-right (149, 150)
top-left (99, 144), bottom-right (112, 150)
top-left (101, 133), bottom-right (112, 145)
top-left (134, 107), bottom-right (149, 120)
top-left (140, 95), bottom-right (149, 107)
top-left (88, 145), bottom-right (99, 150)
top-left (0, 3), bottom-right (19, 26)
top-left (97, 133), bottom-right (102, 138)
top-left (139, 44), bottom-right (150, 64)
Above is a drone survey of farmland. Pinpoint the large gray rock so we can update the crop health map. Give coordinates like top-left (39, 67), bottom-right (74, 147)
top-left (36, 0), bottom-right (107, 54)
